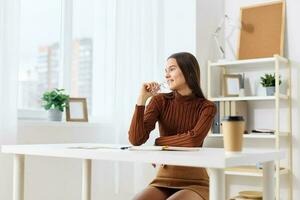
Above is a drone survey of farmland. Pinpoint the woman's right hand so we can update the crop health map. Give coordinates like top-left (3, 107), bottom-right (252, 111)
top-left (137, 82), bottom-right (160, 105)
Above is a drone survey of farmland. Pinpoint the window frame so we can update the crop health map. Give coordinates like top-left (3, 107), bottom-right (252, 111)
top-left (18, 0), bottom-right (74, 120)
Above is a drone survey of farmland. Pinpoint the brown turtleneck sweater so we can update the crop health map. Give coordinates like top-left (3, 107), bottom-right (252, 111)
top-left (128, 91), bottom-right (216, 199)
top-left (129, 92), bottom-right (216, 147)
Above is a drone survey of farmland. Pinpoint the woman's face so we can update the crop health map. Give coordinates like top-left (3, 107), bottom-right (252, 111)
top-left (165, 58), bottom-right (187, 91)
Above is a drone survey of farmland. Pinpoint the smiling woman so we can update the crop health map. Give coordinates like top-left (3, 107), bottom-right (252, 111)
top-left (129, 52), bottom-right (216, 200)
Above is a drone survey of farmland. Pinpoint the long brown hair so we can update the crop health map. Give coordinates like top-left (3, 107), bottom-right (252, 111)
top-left (168, 52), bottom-right (205, 98)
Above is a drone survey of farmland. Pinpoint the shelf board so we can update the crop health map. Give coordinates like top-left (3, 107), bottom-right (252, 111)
top-left (209, 94), bottom-right (288, 102)
top-left (225, 166), bottom-right (289, 177)
top-left (209, 56), bottom-right (288, 67)
top-left (278, 132), bottom-right (290, 136)
top-left (208, 133), bottom-right (288, 139)
top-left (279, 94), bottom-right (289, 99)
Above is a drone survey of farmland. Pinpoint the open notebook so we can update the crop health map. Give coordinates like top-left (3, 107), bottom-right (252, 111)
top-left (68, 145), bottom-right (200, 151)
top-left (129, 146), bottom-right (201, 151)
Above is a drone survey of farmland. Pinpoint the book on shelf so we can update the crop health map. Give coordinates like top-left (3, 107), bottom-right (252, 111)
top-left (212, 101), bottom-right (220, 133)
top-left (230, 190), bottom-right (262, 200)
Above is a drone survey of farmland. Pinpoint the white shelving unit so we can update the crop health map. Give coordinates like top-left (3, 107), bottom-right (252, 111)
top-left (207, 55), bottom-right (292, 200)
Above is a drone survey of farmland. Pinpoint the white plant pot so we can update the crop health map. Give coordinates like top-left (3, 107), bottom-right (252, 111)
top-left (266, 86), bottom-right (275, 96)
top-left (48, 109), bottom-right (63, 121)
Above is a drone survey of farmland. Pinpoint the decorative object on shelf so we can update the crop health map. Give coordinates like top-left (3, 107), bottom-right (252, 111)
top-left (66, 97), bottom-right (88, 122)
top-left (239, 73), bottom-right (245, 97)
top-left (213, 14), bottom-right (241, 61)
top-left (223, 74), bottom-right (241, 97)
top-left (41, 88), bottom-right (70, 121)
top-left (238, 1), bottom-right (285, 59)
top-left (260, 73), bottom-right (281, 96)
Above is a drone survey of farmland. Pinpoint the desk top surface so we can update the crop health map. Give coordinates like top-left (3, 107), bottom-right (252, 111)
top-left (1, 143), bottom-right (284, 168)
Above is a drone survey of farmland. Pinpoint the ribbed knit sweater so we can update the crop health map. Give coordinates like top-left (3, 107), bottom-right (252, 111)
top-left (129, 91), bottom-right (216, 147)
top-left (128, 91), bottom-right (216, 199)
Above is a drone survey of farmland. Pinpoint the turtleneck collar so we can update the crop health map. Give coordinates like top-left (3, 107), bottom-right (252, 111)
top-left (174, 90), bottom-right (197, 102)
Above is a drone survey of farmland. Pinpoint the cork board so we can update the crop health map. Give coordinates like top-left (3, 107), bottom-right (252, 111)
top-left (237, 1), bottom-right (285, 59)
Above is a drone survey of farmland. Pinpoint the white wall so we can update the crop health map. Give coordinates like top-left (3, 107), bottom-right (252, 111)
top-left (283, 1), bottom-right (300, 199)
top-left (0, 1), bottom-right (19, 200)
top-left (195, 0), bottom-right (225, 95)
top-left (163, 0), bottom-right (196, 57)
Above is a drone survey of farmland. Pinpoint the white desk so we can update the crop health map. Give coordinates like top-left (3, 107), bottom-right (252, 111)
top-left (1, 143), bottom-right (284, 200)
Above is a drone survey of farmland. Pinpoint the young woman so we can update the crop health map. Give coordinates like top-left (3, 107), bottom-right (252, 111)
top-left (128, 52), bottom-right (216, 200)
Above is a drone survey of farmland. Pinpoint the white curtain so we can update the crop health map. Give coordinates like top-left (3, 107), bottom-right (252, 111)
top-left (0, 0), bottom-right (20, 199)
top-left (92, 0), bottom-right (165, 196)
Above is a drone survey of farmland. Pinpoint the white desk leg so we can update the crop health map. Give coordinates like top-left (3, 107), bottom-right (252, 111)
top-left (13, 154), bottom-right (25, 200)
top-left (82, 159), bottom-right (92, 200)
top-left (263, 161), bottom-right (275, 200)
top-left (208, 168), bottom-right (225, 200)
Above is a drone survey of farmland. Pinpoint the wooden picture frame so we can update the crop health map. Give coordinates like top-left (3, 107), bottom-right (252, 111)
top-left (224, 74), bottom-right (241, 97)
top-left (66, 98), bottom-right (88, 122)
top-left (237, 1), bottom-right (285, 59)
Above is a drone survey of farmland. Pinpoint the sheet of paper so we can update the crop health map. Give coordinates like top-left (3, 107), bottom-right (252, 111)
top-left (68, 144), bottom-right (131, 150)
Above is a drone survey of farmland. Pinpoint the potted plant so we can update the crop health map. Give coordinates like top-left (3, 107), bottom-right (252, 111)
top-left (260, 73), bottom-right (281, 96)
top-left (42, 88), bottom-right (70, 121)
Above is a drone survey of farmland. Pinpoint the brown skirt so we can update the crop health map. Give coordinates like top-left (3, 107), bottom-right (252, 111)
top-left (149, 165), bottom-right (209, 200)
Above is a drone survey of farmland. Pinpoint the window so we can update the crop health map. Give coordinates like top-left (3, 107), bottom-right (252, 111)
top-left (18, 0), bottom-right (101, 120)
top-left (18, 0), bottom-right (61, 112)
top-left (71, 0), bottom-right (94, 115)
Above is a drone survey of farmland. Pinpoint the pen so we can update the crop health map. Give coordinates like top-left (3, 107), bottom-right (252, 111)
top-left (120, 146), bottom-right (131, 150)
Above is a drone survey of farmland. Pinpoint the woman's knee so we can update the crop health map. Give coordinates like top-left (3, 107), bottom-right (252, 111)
top-left (132, 186), bottom-right (172, 200)
top-left (166, 189), bottom-right (204, 200)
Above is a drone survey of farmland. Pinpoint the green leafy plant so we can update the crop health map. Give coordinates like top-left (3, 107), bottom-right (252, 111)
top-left (260, 73), bottom-right (282, 87)
top-left (42, 88), bottom-right (70, 112)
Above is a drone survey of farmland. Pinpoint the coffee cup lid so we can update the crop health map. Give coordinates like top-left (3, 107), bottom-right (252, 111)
top-left (222, 116), bottom-right (244, 121)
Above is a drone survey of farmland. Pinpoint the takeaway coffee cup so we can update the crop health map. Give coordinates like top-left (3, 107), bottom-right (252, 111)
top-left (222, 116), bottom-right (245, 153)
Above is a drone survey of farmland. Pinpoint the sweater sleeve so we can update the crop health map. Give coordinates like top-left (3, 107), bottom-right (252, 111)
top-left (128, 97), bottom-right (160, 146)
top-left (154, 104), bottom-right (216, 147)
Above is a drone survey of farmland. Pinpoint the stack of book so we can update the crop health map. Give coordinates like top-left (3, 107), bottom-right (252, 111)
top-left (230, 191), bottom-right (262, 200)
